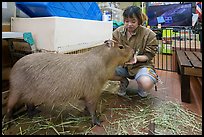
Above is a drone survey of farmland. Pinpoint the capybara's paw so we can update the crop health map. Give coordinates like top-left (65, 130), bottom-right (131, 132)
top-left (92, 118), bottom-right (103, 127)
top-left (28, 109), bottom-right (41, 118)
top-left (83, 108), bottom-right (90, 116)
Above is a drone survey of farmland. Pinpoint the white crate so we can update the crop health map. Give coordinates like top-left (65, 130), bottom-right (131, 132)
top-left (11, 17), bottom-right (113, 53)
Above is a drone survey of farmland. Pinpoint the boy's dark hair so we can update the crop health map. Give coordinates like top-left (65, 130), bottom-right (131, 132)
top-left (123, 6), bottom-right (148, 25)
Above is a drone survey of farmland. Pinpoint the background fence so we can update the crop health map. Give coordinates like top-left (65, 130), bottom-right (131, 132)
top-left (152, 27), bottom-right (202, 72)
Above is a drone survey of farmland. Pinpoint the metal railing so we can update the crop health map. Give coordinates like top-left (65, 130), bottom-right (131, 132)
top-left (152, 27), bottom-right (202, 72)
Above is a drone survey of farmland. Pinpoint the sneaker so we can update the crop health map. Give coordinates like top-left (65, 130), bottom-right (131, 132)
top-left (117, 90), bottom-right (126, 96)
top-left (117, 78), bottom-right (129, 96)
top-left (137, 88), bottom-right (148, 98)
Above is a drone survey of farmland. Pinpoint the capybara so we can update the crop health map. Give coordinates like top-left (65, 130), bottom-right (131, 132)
top-left (6, 40), bottom-right (134, 126)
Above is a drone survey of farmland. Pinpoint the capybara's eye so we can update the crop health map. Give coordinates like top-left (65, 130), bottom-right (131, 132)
top-left (119, 46), bottom-right (124, 49)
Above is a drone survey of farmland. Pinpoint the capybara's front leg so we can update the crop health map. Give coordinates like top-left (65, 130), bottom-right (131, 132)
top-left (26, 103), bottom-right (41, 118)
top-left (85, 98), bottom-right (101, 126)
top-left (91, 111), bottom-right (101, 126)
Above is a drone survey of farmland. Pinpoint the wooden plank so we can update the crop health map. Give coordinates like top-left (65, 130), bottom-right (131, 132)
top-left (185, 51), bottom-right (198, 60)
top-left (2, 24), bottom-right (11, 32)
top-left (176, 50), bottom-right (191, 67)
top-left (185, 51), bottom-right (202, 68)
top-left (197, 77), bottom-right (202, 86)
top-left (181, 75), bottom-right (190, 103)
top-left (193, 51), bottom-right (202, 61)
top-left (190, 60), bottom-right (202, 68)
top-left (184, 67), bottom-right (202, 77)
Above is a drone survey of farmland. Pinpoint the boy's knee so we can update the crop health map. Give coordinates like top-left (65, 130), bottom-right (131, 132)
top-left (137, 76), bottom-right (154, 90)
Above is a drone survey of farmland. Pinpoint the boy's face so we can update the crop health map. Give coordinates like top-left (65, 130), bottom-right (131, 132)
top-left (124, 17), bottom-right (139, 33)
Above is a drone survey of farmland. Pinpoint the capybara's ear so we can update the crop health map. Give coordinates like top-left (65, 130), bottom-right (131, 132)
top-left (111, 39), bottom-right (118, 44)
top-left (104, 39), bottom-right (113, 47)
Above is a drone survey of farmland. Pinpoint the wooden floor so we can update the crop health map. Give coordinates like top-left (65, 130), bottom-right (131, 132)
top-left (154, 69), bottom-right (202, 116)
top-left (90, 69), bottom-right (202, 135)
top-left (126, 69), bottom-right (202, 116)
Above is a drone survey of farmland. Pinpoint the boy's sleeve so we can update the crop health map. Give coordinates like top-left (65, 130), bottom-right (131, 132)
top-left (144, 31), bottom-right (158, 61)
top-left (112, 29), bottom-right (120, 43)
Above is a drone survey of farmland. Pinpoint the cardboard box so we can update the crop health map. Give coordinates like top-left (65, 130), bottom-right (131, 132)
top-left (11, 17), bottom-right (113, 53)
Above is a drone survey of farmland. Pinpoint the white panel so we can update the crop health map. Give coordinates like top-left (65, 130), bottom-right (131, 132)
top-left (2, 2), bottom-right (7, 9)
top-left (11, 17), bottom-right (113, 53)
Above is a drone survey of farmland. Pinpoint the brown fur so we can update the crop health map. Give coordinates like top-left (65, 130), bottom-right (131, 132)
top-left (6, 40), bottom-right (134, 126)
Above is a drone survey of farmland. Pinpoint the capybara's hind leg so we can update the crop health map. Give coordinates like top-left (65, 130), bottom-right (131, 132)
top-left (3, 91), bottom-right (20, 128)
top-left (6, 91), bottom-right (20, 120)
top-left (26, 103), bottom-right (41, 118)
top-left (85, 98), bottom-right (101, 126)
